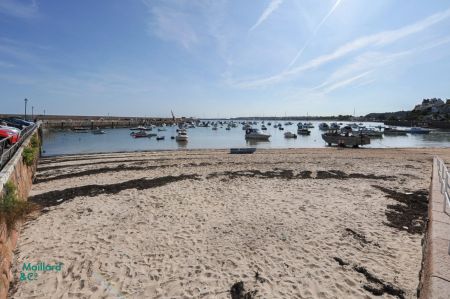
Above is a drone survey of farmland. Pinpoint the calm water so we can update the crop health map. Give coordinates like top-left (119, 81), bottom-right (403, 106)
top-left (42, 121), bottom-right (450, 156)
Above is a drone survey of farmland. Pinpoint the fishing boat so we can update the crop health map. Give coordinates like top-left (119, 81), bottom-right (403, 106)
top-left (176, 129), bottom-right (188, 141)
top-left (279, 126), bottom-right (284, 130)
top-left (261, 125), bottom-right (267, 130)
top-left (319, 123), bottom-right (329, 130)
top-left (156, 136), bottom-right (165, 140)
top-left (284, 131), bottom-right (297, 138)
top-left (304, 122), bottom-right (314, 128)
top-left (245, 128), bottom-right (270, 140)
top-left (322, 130), bottom-right (370, 147)
top-left (158, 128), bottom-right (166, 132)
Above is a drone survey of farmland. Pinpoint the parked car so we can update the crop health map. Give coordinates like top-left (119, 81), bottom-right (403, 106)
top-left (0, 123), bottom-right (21, 135)
top-left (0, 128), bottom-right (20, 145)
top-left (0, 118), bottom-right (33, 129)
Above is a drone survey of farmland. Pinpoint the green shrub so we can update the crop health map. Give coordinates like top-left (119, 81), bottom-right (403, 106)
top-left (22, 147), bottom-right (37, 166)
top-left (0, 181), bottom-right (37, 232)
top-left (22, 133), bottom-right (40, 166)
top-left (30, 134), bottom-right (39, 148)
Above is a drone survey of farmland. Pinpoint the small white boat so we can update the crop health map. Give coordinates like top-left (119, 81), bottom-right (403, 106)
top-left (245, 128), bottom-right (270, 140)
top-left (176, 129), bottom-right (188, 141)
top-left (284, 131), bottom-right (297, 138)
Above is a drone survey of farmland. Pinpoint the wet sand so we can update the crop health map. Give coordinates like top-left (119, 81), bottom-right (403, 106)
top-left (10, 148), bottom-right (450, 298)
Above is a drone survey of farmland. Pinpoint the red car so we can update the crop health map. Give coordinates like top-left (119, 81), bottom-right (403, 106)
top-left (0, 128), bottom-right (20, 145)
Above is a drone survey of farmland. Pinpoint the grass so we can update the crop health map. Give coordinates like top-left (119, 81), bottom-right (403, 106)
top-left (22, 134), bottom-right (40, 166)
top-left (0, 181), bottom-right (37, 233)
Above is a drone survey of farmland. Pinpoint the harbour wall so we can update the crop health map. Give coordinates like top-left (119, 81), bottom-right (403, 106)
top-left (418, 157), bottom-right (450, 299)
top-left (0, 127), bottom-right (40, 299)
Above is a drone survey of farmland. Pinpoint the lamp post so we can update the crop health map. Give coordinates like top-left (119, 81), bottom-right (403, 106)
top-left (24, 98), bottom-right (28, 120)
top-left (32, 106), bottom-right (34, 120)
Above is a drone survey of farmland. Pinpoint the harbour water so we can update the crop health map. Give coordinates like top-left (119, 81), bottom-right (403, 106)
top-left (41, 121), bottom-right (450, 156)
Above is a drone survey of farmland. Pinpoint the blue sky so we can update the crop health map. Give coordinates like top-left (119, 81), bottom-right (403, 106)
top-left (1, 0), bottom-right (450, 118)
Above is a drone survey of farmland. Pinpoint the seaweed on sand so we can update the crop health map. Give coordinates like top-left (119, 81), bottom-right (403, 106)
top-left (30, 174), bottom-right (201, 207)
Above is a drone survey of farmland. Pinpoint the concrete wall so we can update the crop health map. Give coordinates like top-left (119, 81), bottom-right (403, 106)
top-left (418, 158), bottom-right (450, 299)
top-left (0, 128), bottom-right (40, 299)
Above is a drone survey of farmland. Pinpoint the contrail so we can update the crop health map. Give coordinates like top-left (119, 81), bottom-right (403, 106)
top-left (249, 0), bottom-right (284, 32)
top-left (286, 0), bottom-right (342, 69)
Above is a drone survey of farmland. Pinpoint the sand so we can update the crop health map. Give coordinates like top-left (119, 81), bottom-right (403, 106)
top-left (9, 148), bottom-right (450, 299)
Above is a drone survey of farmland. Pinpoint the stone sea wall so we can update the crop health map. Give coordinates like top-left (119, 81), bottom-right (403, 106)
top-left (0, 128), bottom-right (40, 299)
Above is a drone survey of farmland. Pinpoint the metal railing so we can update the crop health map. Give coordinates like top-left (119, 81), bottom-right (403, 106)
top-left (435, 156), bottom-right (450, 255)
top-left (0, 123), bottom-right (38, 170)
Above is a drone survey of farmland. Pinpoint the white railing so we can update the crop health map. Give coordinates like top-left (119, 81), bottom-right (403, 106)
top-left (435, 156), bottom-right (450, 255)
top-left (436, 156), bottom-right (450, 216)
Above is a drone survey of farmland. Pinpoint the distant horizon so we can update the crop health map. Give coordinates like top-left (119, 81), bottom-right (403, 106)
top-left (1, 1), bottom-right (450, 116)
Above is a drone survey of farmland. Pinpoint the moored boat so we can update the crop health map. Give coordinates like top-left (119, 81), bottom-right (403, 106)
top-left (176, 129), bottom-right (188, 141)
top-left (383, 127), bottom-right (408, 136)
top-left (245, 128), bottom-right (270, 140)
top-left (318, 123), bottom-right (329, 130)
top-left (284, 131), bottom-right (297, 138)
top-left (409, 127), bottom-right (431, 134)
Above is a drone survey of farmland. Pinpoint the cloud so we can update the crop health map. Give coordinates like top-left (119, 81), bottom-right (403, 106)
top-left (0, 0), bottom-right (38, 19)
top-left (234, 7), bottom-right (450, 88)
top-left (249, 0), bottom-right (283, 32)
top-left (311, 36), bottom-right (450, 95)
top-left (286, 0), bottom-right (342, 69)
top-left (143, 1), bottom-right (199, 50)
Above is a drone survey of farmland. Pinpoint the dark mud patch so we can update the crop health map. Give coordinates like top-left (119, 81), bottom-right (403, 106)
top-left (37, 157), bottom-right (194, 171)
top-left (30, 174), bottom-right (201, 207)
top-left (372, 185), bottom-right (428, 234)
top-left (354, 266), bottom-right (405, 299)
top-left (344, 228), bottom-right (379, 247)
top-left (207, 169), bottom-right (296, 180)
top-left (36, 162), bottom-right (215, 183)
top-left (230, 281), bottom-right (257, 299)
top-left (316, 170), bottom-right (395, 180)
top-left (333, 257), bottom-right (349, 266)
top-left (208, 169), bottom-right (394, 181)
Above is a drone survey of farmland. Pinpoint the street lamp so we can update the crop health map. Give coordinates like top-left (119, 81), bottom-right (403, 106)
top-left (32, 106), bottom-right (34, 120)
top-left (24, 98), bottom-right (28, 120)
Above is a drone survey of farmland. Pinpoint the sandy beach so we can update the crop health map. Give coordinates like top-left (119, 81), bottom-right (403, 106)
top-left (9, 148), bottom-right (450, 299)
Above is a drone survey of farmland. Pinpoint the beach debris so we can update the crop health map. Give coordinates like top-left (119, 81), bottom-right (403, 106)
top-left (372, 185), bottom-right (428, 234)
top-left (333, 257), bottom-right (349, 267)
top-left (353, 266), bottom-right (405, 299)
top-left (344, 228), bottom-right (380, 247)
top-left (30, 174), bottom-right (201, 207)
top-left (230, 281), bottom-right (257, 299)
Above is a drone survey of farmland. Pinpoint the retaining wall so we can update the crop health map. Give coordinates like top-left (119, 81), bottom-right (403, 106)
top-left (418, 158), bottom-right (450, 299)
top-left (0, 128), bottom-right (40, 299)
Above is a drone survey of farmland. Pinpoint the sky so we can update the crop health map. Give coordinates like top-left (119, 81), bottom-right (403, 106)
top-left (1, 0), bottom-right (450, 118)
